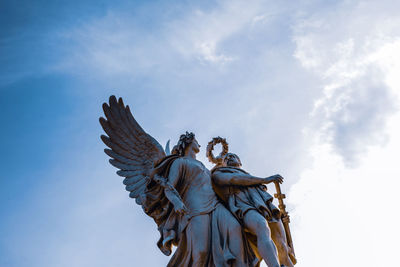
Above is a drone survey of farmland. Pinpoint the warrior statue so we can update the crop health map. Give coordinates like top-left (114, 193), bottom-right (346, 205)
top-left (208, 137), bottom-right (297, 267)
top-left (99, 96), bottom-right (259, 267)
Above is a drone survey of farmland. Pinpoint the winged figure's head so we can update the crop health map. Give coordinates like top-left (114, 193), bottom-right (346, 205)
top-left (172, 131), bottom-right (200, 156)
top-left (223, 153), bottom-right (242, 168)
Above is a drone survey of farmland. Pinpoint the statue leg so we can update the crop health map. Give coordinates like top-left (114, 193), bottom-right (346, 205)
top-left (243, 210), bottom-right (280, 267)
top-left (187, 214), bottom-right (211, 265)
top-left (268, 220), bottom-right (294, 267)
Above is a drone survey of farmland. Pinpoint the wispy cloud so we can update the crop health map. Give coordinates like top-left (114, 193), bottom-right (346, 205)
top-left (290, 1), bottom-right (400, 266)
top-left (293, 0), bottom-right (400, 164)
top-left (56, 0), bottom-right (317, 178)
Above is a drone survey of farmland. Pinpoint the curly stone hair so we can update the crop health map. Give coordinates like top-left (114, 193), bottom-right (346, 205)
top-left (222, 152), bottom-right (242, 167)
top-left (171, 131), bottom-right (195, 156)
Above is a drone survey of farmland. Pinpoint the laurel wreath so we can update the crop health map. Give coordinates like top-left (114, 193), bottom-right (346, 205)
top-left (206, 137), bottom-right (229, 165)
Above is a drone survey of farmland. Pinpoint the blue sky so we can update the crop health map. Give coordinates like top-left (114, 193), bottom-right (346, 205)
top-left (1, 1), bottom-right (400, 266)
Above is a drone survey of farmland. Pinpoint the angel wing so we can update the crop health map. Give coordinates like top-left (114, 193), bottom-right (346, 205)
top-left (99, 95), bottom-right (166, 205)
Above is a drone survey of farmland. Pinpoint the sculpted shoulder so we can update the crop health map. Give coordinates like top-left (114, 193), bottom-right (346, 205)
top-left (212, 166), bottom-right (248, 175)
top-left (169, 157), bottom-right (195, 171)
top-left (168, 156), bottom-right (185, 171)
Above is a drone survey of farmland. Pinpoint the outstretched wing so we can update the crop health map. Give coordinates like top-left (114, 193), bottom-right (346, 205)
top-left (99, 95), bottom-right (166, 205)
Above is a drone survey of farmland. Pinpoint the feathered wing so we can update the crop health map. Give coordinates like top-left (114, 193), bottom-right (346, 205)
top-left (99, 95), bottom-right (166, 205)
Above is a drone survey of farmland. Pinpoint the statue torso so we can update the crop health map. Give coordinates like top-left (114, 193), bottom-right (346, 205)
top-left (176, 157), bottom-right (218, 215)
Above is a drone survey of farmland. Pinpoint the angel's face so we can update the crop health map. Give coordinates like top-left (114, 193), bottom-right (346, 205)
top-left (191, 138), bottom-right (201, 154)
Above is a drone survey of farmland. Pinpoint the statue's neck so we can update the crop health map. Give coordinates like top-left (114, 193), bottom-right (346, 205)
top-left (184, 149), bottom-right (197, 159)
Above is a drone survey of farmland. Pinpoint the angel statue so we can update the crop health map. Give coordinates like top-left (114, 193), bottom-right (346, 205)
top-left (99, 96), bottom-right (259, 267)
top-left (207, 137), bottom-right (297, 267)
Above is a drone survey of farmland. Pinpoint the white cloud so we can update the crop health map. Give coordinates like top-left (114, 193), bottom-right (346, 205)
top-left (290, 108), bottom-right (400, 266)
top-left (289, 1), bottom-right (400, 266)
top-left (293, 1), bottom-right (400, 164)
top-left (165, 1), bottom-right (264, 64)
top-left (58, 1), bottom-right (266, 76)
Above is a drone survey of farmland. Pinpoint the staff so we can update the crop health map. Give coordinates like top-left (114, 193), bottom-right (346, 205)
top-left (274, 181), bottom-right (297, 264)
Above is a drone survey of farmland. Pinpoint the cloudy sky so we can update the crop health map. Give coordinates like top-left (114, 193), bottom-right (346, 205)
top-left (1, 0), bottom-right (400, 266)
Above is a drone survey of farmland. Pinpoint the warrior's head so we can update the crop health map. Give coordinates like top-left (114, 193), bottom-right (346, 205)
top-left (222, 153), bottom-right (242, 168)
top-left (172, 131), bottom-right (200, 157)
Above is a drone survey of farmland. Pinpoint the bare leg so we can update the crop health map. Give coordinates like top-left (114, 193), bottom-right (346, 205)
top-left (243, 210), bottom-right (280, 267)
top-left (268, 220), bottom-right (294, 267)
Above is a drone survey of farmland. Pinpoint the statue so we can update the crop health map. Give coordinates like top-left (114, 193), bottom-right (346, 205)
top-left (208, 138), bottom-right (297, 266)
top-left (99, 96), bottom-right (295, 267)
top-left (100, 96), bottom-right (258, 267)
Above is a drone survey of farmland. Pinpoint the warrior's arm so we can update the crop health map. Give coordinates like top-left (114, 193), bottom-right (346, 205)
top-left (213, 171), bottom-right (267, 186)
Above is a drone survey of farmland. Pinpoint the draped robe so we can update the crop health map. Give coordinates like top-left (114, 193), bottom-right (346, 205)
top-left (211, 166), bottom-right (280, 223)
top-left (143, 156), bottom-right (257, 267)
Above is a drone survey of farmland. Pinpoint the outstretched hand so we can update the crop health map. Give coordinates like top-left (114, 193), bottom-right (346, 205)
top-left (264, 174), bottom-right (284, 184)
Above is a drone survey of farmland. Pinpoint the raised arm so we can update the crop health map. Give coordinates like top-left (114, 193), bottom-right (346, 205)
top-left (213, 170), bottom-right (283, 186)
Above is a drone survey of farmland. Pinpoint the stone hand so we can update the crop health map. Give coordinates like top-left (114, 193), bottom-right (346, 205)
top-left (264, 174), bottom-right (284, 184)
top-left (174, 202), bottom-right (189, 215)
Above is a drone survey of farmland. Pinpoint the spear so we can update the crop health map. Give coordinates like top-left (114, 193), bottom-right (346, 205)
top-left (274, 181), bottom-right (297, 264)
